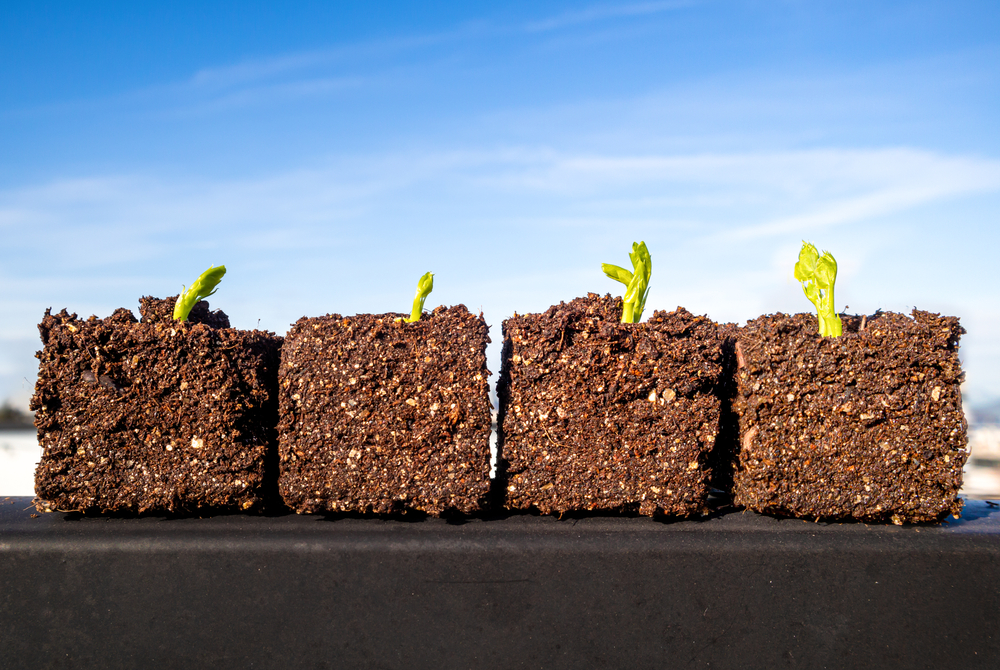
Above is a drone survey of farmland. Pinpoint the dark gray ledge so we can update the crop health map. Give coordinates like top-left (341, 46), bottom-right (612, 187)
top-left (2, 498), bottom-right (998, 669)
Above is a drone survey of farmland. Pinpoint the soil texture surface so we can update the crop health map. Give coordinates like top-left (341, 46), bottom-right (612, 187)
top-left (498, 293), bottom-right (725, 517)
top-left (278, 305), bottom-right (492, 515)
top-left (733, 310), bottom-right (967, 523)
top-left (32, 298), bottom-right (281, 514)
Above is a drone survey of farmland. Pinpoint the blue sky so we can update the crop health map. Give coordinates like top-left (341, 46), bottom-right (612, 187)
top-left (2, 0), bottom-right (999, 409)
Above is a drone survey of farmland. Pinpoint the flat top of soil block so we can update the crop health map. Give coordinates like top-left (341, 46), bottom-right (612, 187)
top-left (738, 309), bottom-right (963, 373)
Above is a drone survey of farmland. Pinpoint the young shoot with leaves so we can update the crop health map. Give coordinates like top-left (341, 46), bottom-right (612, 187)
top-left (602, 241), bottom-right (651, 323)
top-left (793, 242), bottom-right (841, 337)
top-left (173, 265), bottom-right (226, 321)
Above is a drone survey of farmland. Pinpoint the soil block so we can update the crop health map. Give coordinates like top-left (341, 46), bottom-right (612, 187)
top-left (277, 305), bottom-right (492, 515)
top-left (497, 293), bottom-right (725, 517)
top-left (32, 297), bottom-right (282, 514)
top-left (732, 310), bottom-right (967, 523)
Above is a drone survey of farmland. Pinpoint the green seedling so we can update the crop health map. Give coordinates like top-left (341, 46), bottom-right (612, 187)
top-left (401, 271), bottom-right (434, 323)
top-left (793, 242), bottom-right (842, 337)
top-left (173, 265), bottom-right (227, 321)
top-left (602, 241), bottom-right (651, 323)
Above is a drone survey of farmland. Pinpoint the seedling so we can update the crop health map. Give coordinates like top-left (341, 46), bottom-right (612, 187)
top-left (793, 242), bottom-right (842, 337)
top-left (173, 265), bottom-right (227, 321)
top-left (402, 271), bottom-right (434, 323)
top-left (602, 241), bottom-right (651, 323)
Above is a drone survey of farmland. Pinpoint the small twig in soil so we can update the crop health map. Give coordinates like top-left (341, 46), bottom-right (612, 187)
top-left (542, 424), bottom-right (564, 448)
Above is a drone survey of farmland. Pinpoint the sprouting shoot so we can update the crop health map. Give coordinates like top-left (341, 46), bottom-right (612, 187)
top-left (173, 265), bottom-right (227, 321)
top-left (793, 242), bottom-right (842, 337)
top-left (602, 241), bottom-right (651, 323)
top-left (402, 272), bottom-right (434, 323)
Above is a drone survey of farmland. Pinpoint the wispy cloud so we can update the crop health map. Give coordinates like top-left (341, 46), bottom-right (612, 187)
top-left (170, 2), bottom-right (694, 111)
top-left (6, 144), bottom-right (998, 220)
top-left (188, 50), bottom-right (342, 90)
top-left (4, 145), bottom-right (998, 273)
top-left (168, 75), bottom-right (369, 115)
top-left (524, 1), bottom-right (698, 32)
top-left (185, 24), bottom-right (482, 91)
top-left (180, 2), bottom-right (693, 95)
top-left (3, 3), bottom-right (708, 119)
top-left (450, 148), bottom-right (1000, 228)
top-left (0, 21), bottom-right (490, 119)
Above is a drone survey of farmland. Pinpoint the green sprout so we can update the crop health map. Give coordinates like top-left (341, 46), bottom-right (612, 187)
top-left (793, 242), bottom-right (842, 337)
top-left (602, 241), bottom-right (651, 323)
top-left (173, 265), bottom-right (226, 321)
top-left (402, 271), bottom-right (434, 323)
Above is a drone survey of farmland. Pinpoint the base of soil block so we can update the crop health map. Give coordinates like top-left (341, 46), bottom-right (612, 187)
top-left (277, 305), bottom-right (491, 515)
top-left (498, 293), bottom-right (725, 517)
top-left (733, 310), bottom-right (967, 523)
top-left (2, 497), bottom-right (998, 670)
top-left (31, 297), bottom-right (282, 514)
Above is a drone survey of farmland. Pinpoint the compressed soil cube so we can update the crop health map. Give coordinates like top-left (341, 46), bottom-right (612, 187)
top-left (32, 297), bottom-right (282, 514)
top-left (277, 305), bottom-right (492, 515)
top-left (732, 310), bottom-right (968, 523)
top-left (497, 293), bottom-right (725, 517)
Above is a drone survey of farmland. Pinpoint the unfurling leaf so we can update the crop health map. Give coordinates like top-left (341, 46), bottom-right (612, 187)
top-left (794, 242), bottom-right (841, 337)
top-left (173, 265), bottom-right (226, 322)
top-left (603, 241), bottom-right (651, 323)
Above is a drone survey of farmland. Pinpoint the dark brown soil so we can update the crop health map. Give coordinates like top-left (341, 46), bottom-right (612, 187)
top-left (31, 298), bottom-right (282, 514)
top-left (277, 305), bottom-right (492, 515)
top-left (138, 294), bottom-right (231, 328)
top-left (497, 293), bottom-right (725, 517)
top-left (732, 310), bottom-right (967, 523)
